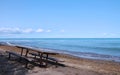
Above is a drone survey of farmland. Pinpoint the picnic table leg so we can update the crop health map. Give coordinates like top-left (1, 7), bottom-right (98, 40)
top-left (25, 49), bottom-right (29, 57)
top-left (55, 61), bottom-right (58, 68)
top-left (40, 53), bottom-right (43, 66)
top-left (21, 48), bottom-right (23, 56)
top-left (25, 60), bottom-right (28, 68)
top-left (8, 53), bottom-right (11, 59)
top-left (34, 55), bottom-right (36, 59)
top-left (45, 54), bottom-right (48, 67)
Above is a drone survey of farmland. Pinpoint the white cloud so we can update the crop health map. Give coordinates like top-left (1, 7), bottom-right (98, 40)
top-left (0, 27), bottom-right (34, 34)
top-left (102, 33), bottom-right (117, 37)
top-left (60, 29), bottom-right (65, 32)
top-left (46, 30), bottom-right (51, 32)
top-left (22, 28), bottom-right (33, 33)
top-left (36, 28), bottom-right (44, 32)
top-left (0, 27), bottom-right (53, 35)
top-left (103, 33), bottom-right (108, 36)
top-left (0, 27), bottom-right (21, 34)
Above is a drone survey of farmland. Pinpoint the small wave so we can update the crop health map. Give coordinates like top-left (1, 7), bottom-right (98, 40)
top-left (61, 51), bottom-right (120, 62)
top-left (0, 42), bottom-right (9, 45)
top-left (6, 42), bottom-right (14, 46)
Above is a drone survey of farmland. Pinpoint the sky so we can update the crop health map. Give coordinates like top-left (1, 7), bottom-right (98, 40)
top-left (0, 0), bottom-right (120, 38)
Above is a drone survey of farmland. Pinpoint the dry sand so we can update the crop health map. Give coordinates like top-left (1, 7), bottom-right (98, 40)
top-left (0, 45), bottom-right (120, 75)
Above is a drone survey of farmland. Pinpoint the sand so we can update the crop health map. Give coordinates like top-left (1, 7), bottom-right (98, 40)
top-left (0, 45), bottom-right (120, 75)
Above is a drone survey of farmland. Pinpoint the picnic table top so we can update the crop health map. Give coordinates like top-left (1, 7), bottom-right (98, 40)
top-left (15, 45), bottom-right (59, 55)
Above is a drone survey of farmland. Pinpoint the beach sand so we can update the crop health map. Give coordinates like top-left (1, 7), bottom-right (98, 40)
top-left (0, 45), bottom-right (120, 75)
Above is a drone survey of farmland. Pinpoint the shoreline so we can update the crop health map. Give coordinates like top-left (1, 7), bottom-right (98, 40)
top-left (0, 45), bottom-right (120, 75)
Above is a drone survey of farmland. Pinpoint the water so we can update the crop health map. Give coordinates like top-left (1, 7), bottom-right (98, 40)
top-left (0, 38), bottom-right (120, 62)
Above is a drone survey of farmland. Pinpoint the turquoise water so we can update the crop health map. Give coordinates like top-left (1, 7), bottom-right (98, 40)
top-left (0, 38), bottom-right (120, 61)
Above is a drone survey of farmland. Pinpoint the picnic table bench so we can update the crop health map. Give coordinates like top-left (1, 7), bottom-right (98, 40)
top-left (6, 51), bottom-right (33, 68)
top-left (29, 52), bottom-right (62, 67)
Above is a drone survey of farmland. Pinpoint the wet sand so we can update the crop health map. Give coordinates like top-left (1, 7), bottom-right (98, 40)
top-left (0, 45), bottom-right (120, 75)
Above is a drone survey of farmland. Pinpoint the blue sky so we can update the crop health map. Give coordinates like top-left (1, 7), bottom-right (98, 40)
top-left (0, 0), bottom-right (120, 38)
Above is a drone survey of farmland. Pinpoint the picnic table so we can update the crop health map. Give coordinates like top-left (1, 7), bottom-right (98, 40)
top-left (15, 46), bottom-right (59, 67)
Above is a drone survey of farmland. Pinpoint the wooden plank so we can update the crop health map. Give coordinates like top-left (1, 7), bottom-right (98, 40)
top-left (15, 45), bottom-right (59, 55)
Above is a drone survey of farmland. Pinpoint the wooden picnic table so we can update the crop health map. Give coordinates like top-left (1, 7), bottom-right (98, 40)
top-left (15, 45), bottom-right (59, 67)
